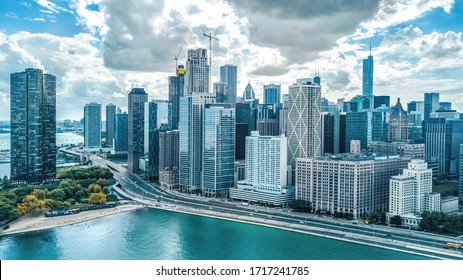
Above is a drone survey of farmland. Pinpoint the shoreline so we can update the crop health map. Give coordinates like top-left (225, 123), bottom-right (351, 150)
top-left (0, 203), bottom-right (144, 237)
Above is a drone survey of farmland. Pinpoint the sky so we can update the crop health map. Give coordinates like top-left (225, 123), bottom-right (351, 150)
top-left (0, 0), bottom-right (463, 121)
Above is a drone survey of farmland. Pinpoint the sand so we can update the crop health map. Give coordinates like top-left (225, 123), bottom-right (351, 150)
top-left (0, 203), bottom-right (144, 236)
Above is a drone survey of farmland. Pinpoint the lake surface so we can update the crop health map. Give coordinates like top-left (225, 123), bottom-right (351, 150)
top-left (0, 208), bottom-right (431, 260)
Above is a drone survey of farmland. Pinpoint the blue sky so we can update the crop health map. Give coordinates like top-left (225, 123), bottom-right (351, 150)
top-left (0, 0), bottom-right (463, 121)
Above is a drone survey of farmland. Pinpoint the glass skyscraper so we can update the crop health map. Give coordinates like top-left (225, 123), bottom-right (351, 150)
top-left (362, 52), bottom-right (373, 109)
top-left (128, 88), bottom-right (148, 172)
top-left (424, 92), bottom-right (439, 122)
top-left (219, 64), bottom-right (237, 105)
top-left (84, 102), bottom-right (102, 149)
top-left (105, 103), bottom-right (116, 146)
top-left (10, 68), bottom-right (56, 182)
top-left (168, 65), bottom-right (185, 130)
top-left (114, 112), bottom-right (128, 153)
top-left (263, 84), bottom-right (281, 106)
top-left (202, 105), bottom-right (235, 197)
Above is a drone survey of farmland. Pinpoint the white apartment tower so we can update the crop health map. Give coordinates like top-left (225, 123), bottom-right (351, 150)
top-left (388, 159), bottom-right (440, 227)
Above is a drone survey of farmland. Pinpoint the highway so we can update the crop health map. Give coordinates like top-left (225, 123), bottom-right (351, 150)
top-left (72, 151), bottom-right (463, 260)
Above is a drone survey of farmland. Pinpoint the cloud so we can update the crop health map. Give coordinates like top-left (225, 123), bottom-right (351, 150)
top-left (227, 0), bottom-right (382, 65)
top-left (34, 0), bottom-right (71, 14)
top-left (70, 0), bottom-right (107, 35)
top-left (353, 0), bottom-right (455, 39)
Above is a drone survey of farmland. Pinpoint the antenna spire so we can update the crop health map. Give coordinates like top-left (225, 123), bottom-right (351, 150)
top-left (369, 41), bottom-right (372, 56)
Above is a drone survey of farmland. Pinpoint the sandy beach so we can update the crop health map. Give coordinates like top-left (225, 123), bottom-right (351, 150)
top-left (0, 203), bottom-right (145, 236)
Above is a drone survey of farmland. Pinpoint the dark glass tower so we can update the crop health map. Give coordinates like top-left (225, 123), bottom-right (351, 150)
top-left (10, 68), bottom-right (56, 182)
top-left (128, 88), bottom-right (148, 172)
top-left (106, 103), bottom-right (116, 146)
top-left (168, 65), bottom-right (185, 130)
top-left (362, 50), bottom-right (374, 109)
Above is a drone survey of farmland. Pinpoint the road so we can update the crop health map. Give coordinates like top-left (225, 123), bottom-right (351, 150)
top-left (82, 152), bottom-right (463, 260)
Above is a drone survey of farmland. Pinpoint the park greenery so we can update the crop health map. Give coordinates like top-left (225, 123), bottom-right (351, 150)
top-left (419, 211), bottom-right (463, 235)
top-left (0, 166), bottom-right (116, 224)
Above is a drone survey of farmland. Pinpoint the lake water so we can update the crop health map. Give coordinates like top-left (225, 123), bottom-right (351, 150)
top-left (0, 208), bottom-right (431, 260)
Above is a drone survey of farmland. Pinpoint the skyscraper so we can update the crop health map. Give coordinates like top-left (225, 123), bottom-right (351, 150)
top-left (345, 111), bottom-right (371, 151)
top-left (230, 131), bottom-right (293, 206)
top-left (10, 68), bottom-right (56, 182)
top-left (243, 81), bottom-right (255, 102)
top-left (144, 100), bottom-right (170, 180)
top-left (179, 95), bottom-right (215, 193)
top-left (213, 81), bottom-right (229, 103)
top-left (220, 64), bottom-right (237, 105)
top-left (424, 92), bottom-right (439, 122)
top-left (159, 130), bottom-right (179, 189)
top-left (84, 102), bottom-right (102, 149)
top-left (106, 103), bottom-right (116, 146)
top-left (388, 98), bottom-right (408, 142)
top-left (114, 112), bottom-right (128, 153)
top-left (362, 48), bottom-right (374, 109)
top-left (202, 104), bottom-right (235, 197)
top-left (128, 88), bottom-right (148, 172)
top-left (263, 84), bottom-right (281, 106)
top-left (287, 78), bottom-right (322, 171)
top-left (184, 48), bottom-right (209, 95)
top-left (168, 65), bottom-right (185, 130)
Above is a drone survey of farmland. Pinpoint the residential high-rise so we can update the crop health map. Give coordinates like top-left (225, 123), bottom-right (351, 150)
top-left (114, 112), bottom-right (128, 153)
top-left (220, 64), bottom-right (237, 105)
top-left (296, 155), bottom-right (410, 219)
top-left (388, 160), bottom-right (440, 228)
top-left (372, 105), bottom-right (391, 142)
top-left (143, 100), bottom-right (170, 180)
top-left (256, 103), bottom-right (279, 136)
top-left (159, 130), bottom-right (179, 189)
top-left (362, 49), bottom-right (374, 109)
top-left (424, 92), bottom-right (439, 122)
top-left (202, 105), bottom-right (235, 197)
top-left (230, 131), bottom-right (294, 206)
top-left (128, 88), bottom-right (148, 172)
top-left (10, 68), bottom-right (56, 182)
top-left (84, 102), bottom-right (102, 149)
top-left (184, 48), bottom-right (209, 95)
top-left (388, 98), bottom-right (408, 142)
top-left (106, 103), bottom-right (116, 146)
top-left (263, 84), bottom-right (281, 106)
top-left (235, 123), bottom-right (248, 161)
top-left (179, 95), bottom-right (215, 193)
top-left (287, 78), bottom-right (322, 171)
top-left (168, 65), bottom-right (185, 129)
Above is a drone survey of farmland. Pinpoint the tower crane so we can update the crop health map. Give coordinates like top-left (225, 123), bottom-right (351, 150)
top-left (174, 46), bottom-right (183, 75)
top-left (203, 32), bottom-right (219, 92)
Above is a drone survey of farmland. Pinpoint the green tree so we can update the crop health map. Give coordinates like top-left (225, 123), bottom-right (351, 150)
top-left (88, 183), bottom-right (102, 193)
top-left (88, 193), bottom-right (106, 204)
top-left (390, 215), bottom-right (402, 227)
top-left (96, 178), bottom-right (107, 187)
top-left (106, 194), bottom-right (118, 202)
top-left (31, 189), bottom-right (48, 200)
top-left (47, 189), bottom-right (67, 202)
top-left (0, 201), bottom-right (19, 221)
top-left (17, 194), bottom-right (48, 215)
top-left (289, 199), bottom-right (312, 213)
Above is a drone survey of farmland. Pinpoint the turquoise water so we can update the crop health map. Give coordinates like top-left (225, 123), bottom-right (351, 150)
top-left (0, 208), bottom-right (431, 260)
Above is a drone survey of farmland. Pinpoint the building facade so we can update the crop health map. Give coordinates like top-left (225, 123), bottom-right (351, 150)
top-left (202, 105), bottom-right (235, 197)
top-left (219, 64), bottom-right (237, 106)
top-left (114, 112), bottom-right (128, 153)
top-left (168, 65), bottom-right (185, 129)
top-left (10, 68), bottom-right (56, 182)
top-left (159, 130), bottom-right (179, 189)
top-left (105, 103), bottom-right (116, 147)
top-left (296, 155), bottom-right (410, 219)
top-left (287, 78), bottom-right (322, 171)
top-left (424, 92), bottom-right (439, 122)
top-left (184, 48), bottom-right (209, 95)
top-left (388, 98), bottom-right (408, 142)
top-left (362, 53), bottom-right (374, 109)
top-left (230, 131), bottom-right (294, 206)
top-left (263, 84), bottom-right (281, 106)
top-left (84, 102), bottom-right (102, 149)
top-left (128, 88), bottom-right (148, 172)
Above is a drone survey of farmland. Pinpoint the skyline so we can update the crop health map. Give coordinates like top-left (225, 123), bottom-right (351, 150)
top-left (1, 0), bottom-right (463, 121)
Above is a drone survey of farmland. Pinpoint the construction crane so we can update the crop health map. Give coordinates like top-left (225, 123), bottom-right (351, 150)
top-left (174, 46), bottom-right (183, 75)
top-left (203, 32), bottom-right (219, 91)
